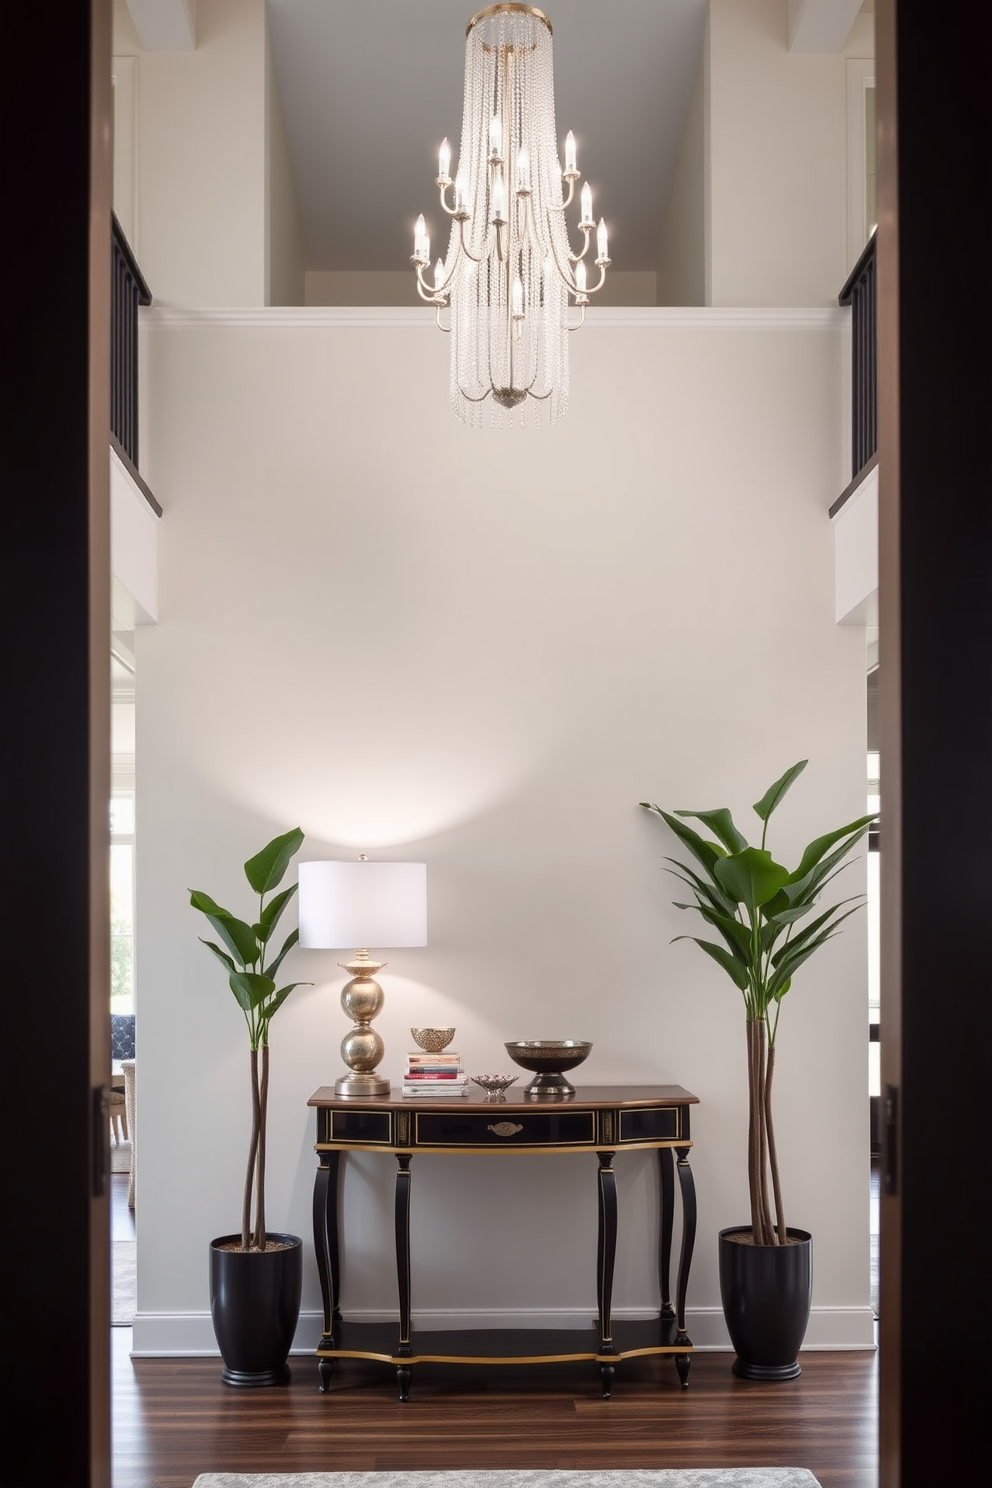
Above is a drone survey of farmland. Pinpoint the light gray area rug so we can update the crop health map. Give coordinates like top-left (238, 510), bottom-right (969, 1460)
top-left (111, 1138), bottom-right (132, 1174)
top-left (112, 1240), bottom-right (136, 1325)
top-left (192, 1471), bottom-right (822, 1488)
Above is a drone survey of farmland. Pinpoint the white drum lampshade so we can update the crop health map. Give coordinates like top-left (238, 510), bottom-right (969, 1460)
top-left (298, 858), bottom-right (427, 1098)
top-left (298, 860), bottom-right (427, 950)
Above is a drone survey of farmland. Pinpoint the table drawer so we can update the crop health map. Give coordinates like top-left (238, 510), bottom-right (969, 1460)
top-left (321, 1109), bottom-right (395, 1145)
top-left (413, 1108), bottom-right (597, 1148)
top-left (617, 1106), bottom-right (686, 1143)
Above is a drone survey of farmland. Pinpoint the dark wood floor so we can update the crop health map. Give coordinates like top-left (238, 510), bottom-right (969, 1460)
top-left (111, 1174), bottom-right (878, 1488)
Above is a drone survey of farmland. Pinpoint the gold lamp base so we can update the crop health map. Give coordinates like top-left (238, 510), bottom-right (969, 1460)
top-left (335, 1070), bottom-right (390, 1098)
top-left (334, 951), bottom-right (391, 1099)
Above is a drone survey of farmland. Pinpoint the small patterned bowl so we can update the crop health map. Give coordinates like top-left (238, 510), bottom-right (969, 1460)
top-left (410, 1026), bottom-right (456, 1053)
top-left (471, 1073), bottom-right (519, 1101)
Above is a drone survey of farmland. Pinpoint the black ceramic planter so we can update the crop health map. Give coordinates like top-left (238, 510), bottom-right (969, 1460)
top-left (209, 1233), bottom-right (303, 1387)
top-left (718, 1226), bottom-right (813, 1380)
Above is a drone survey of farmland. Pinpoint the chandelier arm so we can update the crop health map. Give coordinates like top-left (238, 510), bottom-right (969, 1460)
top-left (580, 262), bottom-right (609, 296)
top-left (415, 261), bottom-right (452, 301)
top-left (551, 176), bottom-right (577, 213)
top-left (566, 304), bottom-right (587, 332)
top-left (457, 218), bottom-right (489, 265)
top-left (545, 240), bottom-right (585, 296)
top-left (416, 240), bottom-right (466, 298)
top-left (566, 227), bottom-right (593, 263)
top-left (435, 305), bottom-right (451, 333)
top-left (437, 183), bottom-right (462, 219)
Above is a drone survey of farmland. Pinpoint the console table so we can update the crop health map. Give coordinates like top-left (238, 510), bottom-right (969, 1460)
top-left (308, 1084), bottom-right (698, 1399)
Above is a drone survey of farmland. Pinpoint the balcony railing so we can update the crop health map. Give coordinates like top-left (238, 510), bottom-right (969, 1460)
top-left (838, 229), bottom-right (877, 490)
top-left (111, 213), bottom-right (152, 472)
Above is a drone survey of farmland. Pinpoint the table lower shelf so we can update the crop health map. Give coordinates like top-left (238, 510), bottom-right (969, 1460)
top-left (316, 1316), bottom-right (692, 1398)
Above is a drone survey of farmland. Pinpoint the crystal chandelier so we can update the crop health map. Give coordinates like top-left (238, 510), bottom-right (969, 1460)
top-left (411, 4), bottom-right (610, 429)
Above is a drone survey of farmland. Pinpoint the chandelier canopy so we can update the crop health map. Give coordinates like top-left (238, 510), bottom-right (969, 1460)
top-left (411, 4), bottom-right (611, 429)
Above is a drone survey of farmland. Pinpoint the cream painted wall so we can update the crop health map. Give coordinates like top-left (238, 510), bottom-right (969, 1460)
top-left (264, 16), bottom-right (305, 307)
top-left (708, 0), bottom-right (874, 306)
top-left (656, 44), bottom-right (707, 306)
top-left (113, 0), bottom-right (268, 305)
top-left (131, 309), bottom-right (873, 1356)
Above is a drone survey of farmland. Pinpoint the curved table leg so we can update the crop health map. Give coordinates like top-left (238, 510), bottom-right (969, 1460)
top-left (312, 1150), bottom-right (342, 1389)
top-left (673, 1144), bottom-right (697, 1388)
top-left (596, 1151), bottom-right (618, 1398)
top-left (657, 1146), bottom-right (676, 1320)
top-left (395, 1154), bottom-right (413, 1401)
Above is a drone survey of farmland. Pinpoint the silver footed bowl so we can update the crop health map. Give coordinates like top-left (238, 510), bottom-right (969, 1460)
top-left (503, 1040), bottom-right (592, 1097)
top-left (410, 1026), bottom-right (455, 1053)
top-left (471, 1073), bottom-right (518, 1102)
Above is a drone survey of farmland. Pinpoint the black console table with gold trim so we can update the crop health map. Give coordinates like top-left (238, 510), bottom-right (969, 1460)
top-left (308, 1084), bottom-right (699, 1400)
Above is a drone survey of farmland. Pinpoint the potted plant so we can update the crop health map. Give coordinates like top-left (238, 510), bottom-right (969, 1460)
top-left (640, 762), bottom-right (875, 1379)
top-left (190, 826), bottom-right (309, 1386)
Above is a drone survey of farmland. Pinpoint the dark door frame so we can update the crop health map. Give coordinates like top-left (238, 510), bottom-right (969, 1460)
top-left (876, 2), bottom-right (992, 1484)
top-left (3, 4), bottom-right (991, 1484)
top-left (2, 3), bottom-right (113, 1483)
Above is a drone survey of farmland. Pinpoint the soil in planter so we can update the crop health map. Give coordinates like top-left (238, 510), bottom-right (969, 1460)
top-left (725, 1231), bottom-right (806, 1246)
top-left (215, 1239), bottom-right (296, 1253)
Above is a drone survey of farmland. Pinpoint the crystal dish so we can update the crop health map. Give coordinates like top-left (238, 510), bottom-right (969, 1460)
top-left (471, 1073), bottom-right (519, 1101)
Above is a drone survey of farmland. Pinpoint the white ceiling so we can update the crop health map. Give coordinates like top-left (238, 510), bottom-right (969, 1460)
top-left (265, 0), bottom-right (710, 274)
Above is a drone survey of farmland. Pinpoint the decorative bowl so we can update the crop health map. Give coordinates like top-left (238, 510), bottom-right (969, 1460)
top-left (410, 1026), bottom-right (456, 1053)
top-left (471, 1073), bottom-right (519, 1102)
top-left (503, 1040), bottom-right (593, 1097)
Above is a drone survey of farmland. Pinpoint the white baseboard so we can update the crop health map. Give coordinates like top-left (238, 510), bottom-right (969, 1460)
top-left (130, 1305), bottom-right (876, 1357)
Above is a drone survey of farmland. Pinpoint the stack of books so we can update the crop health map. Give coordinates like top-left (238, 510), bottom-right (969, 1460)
top-left (401, 1049), bottom-right (469, 1098)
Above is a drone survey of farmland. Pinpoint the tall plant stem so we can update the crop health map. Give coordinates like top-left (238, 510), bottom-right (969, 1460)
top-left (243, 1046), bottom-right (261, 1250)
top-left (765, 1039), bottom-right (785, 1243)
top-left (756, 1019), bottom-right (775, 1242)
top-left (746, 1019), bottom-right (769, 1244)
top-left (745, 1020), bottom-right (757, 1235)
top-left (254, 1043), bottom-right (269, 1251)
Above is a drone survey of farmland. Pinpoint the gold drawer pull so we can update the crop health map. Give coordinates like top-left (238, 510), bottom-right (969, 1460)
top-left (488, 1121), bottom-right (524, 1138)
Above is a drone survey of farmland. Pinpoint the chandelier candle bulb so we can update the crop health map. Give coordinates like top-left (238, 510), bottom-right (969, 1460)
top-left (489, 114), bottom-right (502, 159)
top-left (413, 215), bottom-right (429, 263)
top-left (438, 137), bottom-right (451, 183)
top-left (597, 218), bottom-right (609, 261)
top-left (516, 147), bottom-right (531, 193)
top-left (491, 177), bottom-right (506, 224)
top-left (580, 181), bottom-right (593, 228)
top-left (564, 128), bottom-right (577, 176)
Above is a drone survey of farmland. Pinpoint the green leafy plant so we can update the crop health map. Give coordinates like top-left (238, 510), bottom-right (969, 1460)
top-left (640, 762), bottom-right (875, 1246)
top-left (190, 827), bottom-right (308, 1252)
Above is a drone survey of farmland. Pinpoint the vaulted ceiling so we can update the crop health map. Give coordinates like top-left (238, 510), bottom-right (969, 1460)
top-left (124, 1), bottom-right (869, 276)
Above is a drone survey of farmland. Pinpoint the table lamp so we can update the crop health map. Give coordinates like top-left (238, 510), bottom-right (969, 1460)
top-left (298, 855), bottom-right (427, 1098)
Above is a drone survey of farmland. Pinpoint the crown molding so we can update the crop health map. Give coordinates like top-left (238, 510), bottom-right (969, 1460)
top-left (141, 305), bottom-right (847, 331)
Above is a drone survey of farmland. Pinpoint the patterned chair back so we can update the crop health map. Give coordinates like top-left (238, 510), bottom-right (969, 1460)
top-left (111, 1012), bottom-right (136, 1061)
